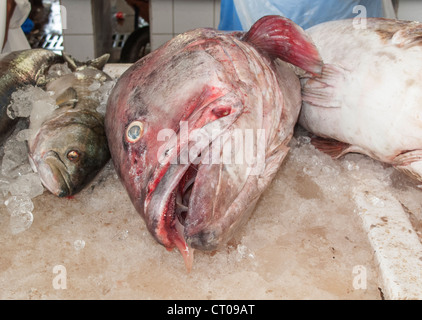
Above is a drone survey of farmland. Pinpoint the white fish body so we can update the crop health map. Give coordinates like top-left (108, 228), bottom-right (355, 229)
top-left (300, 18), bottom-right (422, 181)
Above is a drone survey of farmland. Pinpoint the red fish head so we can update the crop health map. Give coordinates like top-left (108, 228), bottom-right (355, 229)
top-left (105, 16), bottom-right (323, 271)
top-left (106, 30), bottom-right (249, 271)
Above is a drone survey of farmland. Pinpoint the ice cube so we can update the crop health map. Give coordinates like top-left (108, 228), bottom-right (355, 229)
top-left (73, 239), bottom-right (86, 251)
top-left (0, 175), bottom-right (11, 197)
top-left (47, 63), bottom-right (72, 80)
top-left (88, 81), bottom-right (101, 92)
top-left (29, 100), bottom-right (57, 132)
top-left (344, 160), bottom-right (360, 171)
top-left (7, 86), bottom-right (48, 119)
top-left (9, 210), bottom-right (33, 234)
top-left (297, 135), bottom-right (311, 145)
top-left (15, 129), bottom-right (36, 142)
top-left (9, 173), bottom-right (44, 199)
top-left (5, 195), bottom-right (34, 214)
top-left (95, 80), bottom-right (117, 116)
top-left (1, 138), bottom-right (32, 178)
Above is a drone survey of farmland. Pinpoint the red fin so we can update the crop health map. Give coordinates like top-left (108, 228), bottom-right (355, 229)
top-left (311, 136), bottom-right (352, 159)
top-left (302, 63), bottom-right (348, 108)
top-left (243, 15), bottom-right (323, 76)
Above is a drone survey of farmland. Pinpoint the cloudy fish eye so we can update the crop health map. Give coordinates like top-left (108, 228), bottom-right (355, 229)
top-left (126, 121), bottom-right (144, 143)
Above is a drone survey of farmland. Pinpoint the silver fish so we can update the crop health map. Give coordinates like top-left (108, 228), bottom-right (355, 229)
top-left (27, 53), bottom-right (111, 197)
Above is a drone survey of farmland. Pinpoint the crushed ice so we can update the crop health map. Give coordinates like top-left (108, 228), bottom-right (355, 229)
top-left (91, 79), bottom-right (117, 116)
top-left (0, 123), bottom-right (45, 234)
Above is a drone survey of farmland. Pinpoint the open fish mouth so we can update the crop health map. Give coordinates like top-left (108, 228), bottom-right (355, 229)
top-left (144, 94), bottom-right (243, 270)
top-left (175, 164), bottom-right (197, 227)
top-left (146, 159), bottom-right (200, 272)
top-left (37, 150), bottom-right (72, 197)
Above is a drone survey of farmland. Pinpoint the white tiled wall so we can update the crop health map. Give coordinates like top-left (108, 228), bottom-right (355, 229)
top-left (60, 0), bottom-right (222, 59)
top-left (397, 0), bottom-right (422, 21)
top-left (150, 0), bottom-right (221, 51)
top-left (60, 0), bottom-right (96, 61)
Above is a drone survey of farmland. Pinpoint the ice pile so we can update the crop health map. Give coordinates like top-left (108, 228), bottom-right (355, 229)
top-left (0, 86), bottom-right (50, 233)
top-left (91, 79), bottom-right (117, 116)
top-left (1, 86), bottom-right (53, 226)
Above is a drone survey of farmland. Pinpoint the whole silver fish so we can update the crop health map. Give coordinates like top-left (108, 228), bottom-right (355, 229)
top-left (300, 18), bottom-right (422, 182)
top-left (27, 53), bottom-right (111, 197)
top-left (0, 49), bottom-right (63, 144)
top-left (105, 15), bottom-right (322, 271)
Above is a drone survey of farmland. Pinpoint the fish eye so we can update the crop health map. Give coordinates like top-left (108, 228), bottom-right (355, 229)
top-left (126, 121), bottom-right (144, 143)
top-left (67, 150), bottom-right (80, 162)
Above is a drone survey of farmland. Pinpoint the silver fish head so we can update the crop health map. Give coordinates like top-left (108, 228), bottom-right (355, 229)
top-left (29, 109), bottom-right (110, 197)
top-left (105, 15), bottom-right (322, 270)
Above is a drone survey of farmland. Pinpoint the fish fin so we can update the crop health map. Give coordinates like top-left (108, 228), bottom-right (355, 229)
top-left (62, 52), bottom-right (110, 71)
top-left (88, 53), bottom-right (110, 70)
top-left (301, 63), bottom-right (348, 108)
top-left (62, 52), bottom-right (79, 71)
top-left (242, 15), bottom-right (323, 76)
top-left (311, 136), bottom-right (353, 159)
top-left (56, 87), bottom-right (78, 108)
top-left (393, 150), bottom-right (422, 167)
top-left (391, 23), bottom-right (422, 48)
top-left (392, 150), bottom-right (422, 182)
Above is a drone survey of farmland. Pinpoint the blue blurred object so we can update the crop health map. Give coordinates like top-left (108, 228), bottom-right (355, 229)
top-left (219, 0), bottom-right (385, 31)
top-left (218, 0), bottom-right (243, 31)
top-left (21, 18), bottom-right (34, 34)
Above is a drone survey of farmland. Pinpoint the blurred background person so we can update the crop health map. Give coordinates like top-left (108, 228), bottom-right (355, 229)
top-left (219, 0), bottom-right (396, 31)
top-left (1, 0), bottom-right (31, 54)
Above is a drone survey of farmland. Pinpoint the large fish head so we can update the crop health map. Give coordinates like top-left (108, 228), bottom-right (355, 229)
top-left (106, 29), bottom-right (248, 269)
top-left (29, 110), bottom-right (110, 197)
top-left (106, 16), bottom-right (323, 271)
